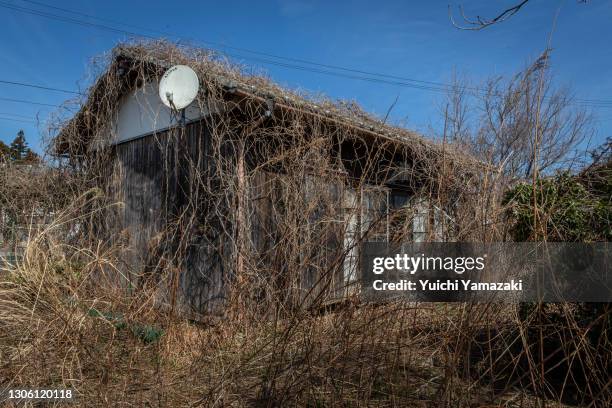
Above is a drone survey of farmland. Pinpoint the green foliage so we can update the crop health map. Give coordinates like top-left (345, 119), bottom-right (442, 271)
top-left (10, 130), bottom-right (28, 161)
top-left (88, 307), bottom-right (163, 343)
top-left (506, 172), bottom-right (610, 394)
top-left (131, 324), bottom-right (164, 344)
top-left (2, 130), bottom-right (40, 164)
top-left (503, 172), bottom-right (611, 242)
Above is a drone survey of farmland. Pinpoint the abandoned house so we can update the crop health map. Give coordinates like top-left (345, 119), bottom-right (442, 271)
top-left (54, 42), bottom-right (481, 316)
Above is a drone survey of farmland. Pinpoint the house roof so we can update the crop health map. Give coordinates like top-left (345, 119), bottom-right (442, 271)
top-left (54, 41), bottom-right (476, 167)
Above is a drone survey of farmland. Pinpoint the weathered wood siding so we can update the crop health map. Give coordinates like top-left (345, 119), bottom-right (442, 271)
top-left (247, 171), bottom-right (348, 306)
top-left (114, 120), bottom-right (229, 314)
top-left (111, 120), bottom-right (444, 316)
top-left (113, 121), bottom-right (354, 314)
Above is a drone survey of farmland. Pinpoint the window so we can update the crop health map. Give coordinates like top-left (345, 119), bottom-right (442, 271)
top-left (387, 190), bottom-right (453, 243)
top-left (338, 185), bottom-right (454, 295)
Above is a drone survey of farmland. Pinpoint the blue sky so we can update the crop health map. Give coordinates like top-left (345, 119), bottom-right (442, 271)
top-left (0, 0), bottom-right (611, 155)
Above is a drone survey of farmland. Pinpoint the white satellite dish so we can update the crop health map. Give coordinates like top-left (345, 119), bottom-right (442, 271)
top-left (159, 65), bottom-right (199, 110)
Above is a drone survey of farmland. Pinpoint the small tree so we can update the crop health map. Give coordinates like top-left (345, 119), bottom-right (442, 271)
top-left (8, 130), bottom-right (40, 164)
top-left (444, 53), bottom-right (592, 181)
top-left (10, 130), bottom-right (29, 161)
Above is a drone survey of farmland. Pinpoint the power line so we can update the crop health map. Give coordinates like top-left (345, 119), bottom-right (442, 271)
top-left (0, 97), bottom-right (59, 107)
top-left (17, 0), bottom-right (612, 108)
top-left (0, 112), bottom-right (37, 119)
top-left (21, 0), bottom-right (612, 108)
top-left (4, 1), bottom-right (460, 95)
top-left (0, 116), bottom-right (37, 124)
top-left (17, 0), bottom-right (485, 92)
top-left (0, 79), bottom-right (80, 95)
top-left (0, 1), bottom-right (145, 39)
top-left (0, 1), bottom-right (523, 100)
top-left (4, 0), bottom-right (612, 109)
top-left (19, 0), bottom-right (169, 37)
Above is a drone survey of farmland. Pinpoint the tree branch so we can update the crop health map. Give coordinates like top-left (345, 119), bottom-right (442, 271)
top-left (448, 0), bottom-right (531, 31)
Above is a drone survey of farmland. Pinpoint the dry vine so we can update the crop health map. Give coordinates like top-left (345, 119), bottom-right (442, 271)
top-left (0, 40), bottom-right (607, 407)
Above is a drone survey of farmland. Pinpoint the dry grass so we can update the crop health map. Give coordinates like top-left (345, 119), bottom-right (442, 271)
top-left (1, 209), bottom-right (605, 406)
top-left (0, 41), bottom-right (608, 407)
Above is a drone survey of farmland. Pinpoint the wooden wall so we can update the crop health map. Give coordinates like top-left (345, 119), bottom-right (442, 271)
top-left (114, 120), bottom-right (229, 315)
top-left (111, 120), bottom-right (443, 316)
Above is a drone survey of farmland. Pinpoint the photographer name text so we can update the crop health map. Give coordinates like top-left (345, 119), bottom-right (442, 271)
top-left (372, 279), bottom-right (523, 292)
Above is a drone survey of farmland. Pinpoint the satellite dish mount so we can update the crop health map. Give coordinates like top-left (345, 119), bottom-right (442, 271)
top-left (159, 65), bottom-right (200, 126)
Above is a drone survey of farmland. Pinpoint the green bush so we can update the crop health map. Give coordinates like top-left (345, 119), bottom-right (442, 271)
top-left (502, 170), bottom-right (610, 404)
top-left (503, 172), bottom-right (611, 242)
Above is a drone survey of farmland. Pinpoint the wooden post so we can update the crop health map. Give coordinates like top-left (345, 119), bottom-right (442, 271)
top-left (234, 115), bottom-right (268, 305)
top-left (236, 139), bottom-right (246, 284)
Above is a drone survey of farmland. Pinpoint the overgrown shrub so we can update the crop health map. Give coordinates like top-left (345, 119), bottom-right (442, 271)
top-left (502, 172), bottom-right (611, 242)
top-left (498, 170), bottom-right (611, 405)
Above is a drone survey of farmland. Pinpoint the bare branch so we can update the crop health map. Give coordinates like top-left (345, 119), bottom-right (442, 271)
top-left (382, 94), bottom-right (400, 125)
top-left (449, 0), bottom-right (530, 30)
